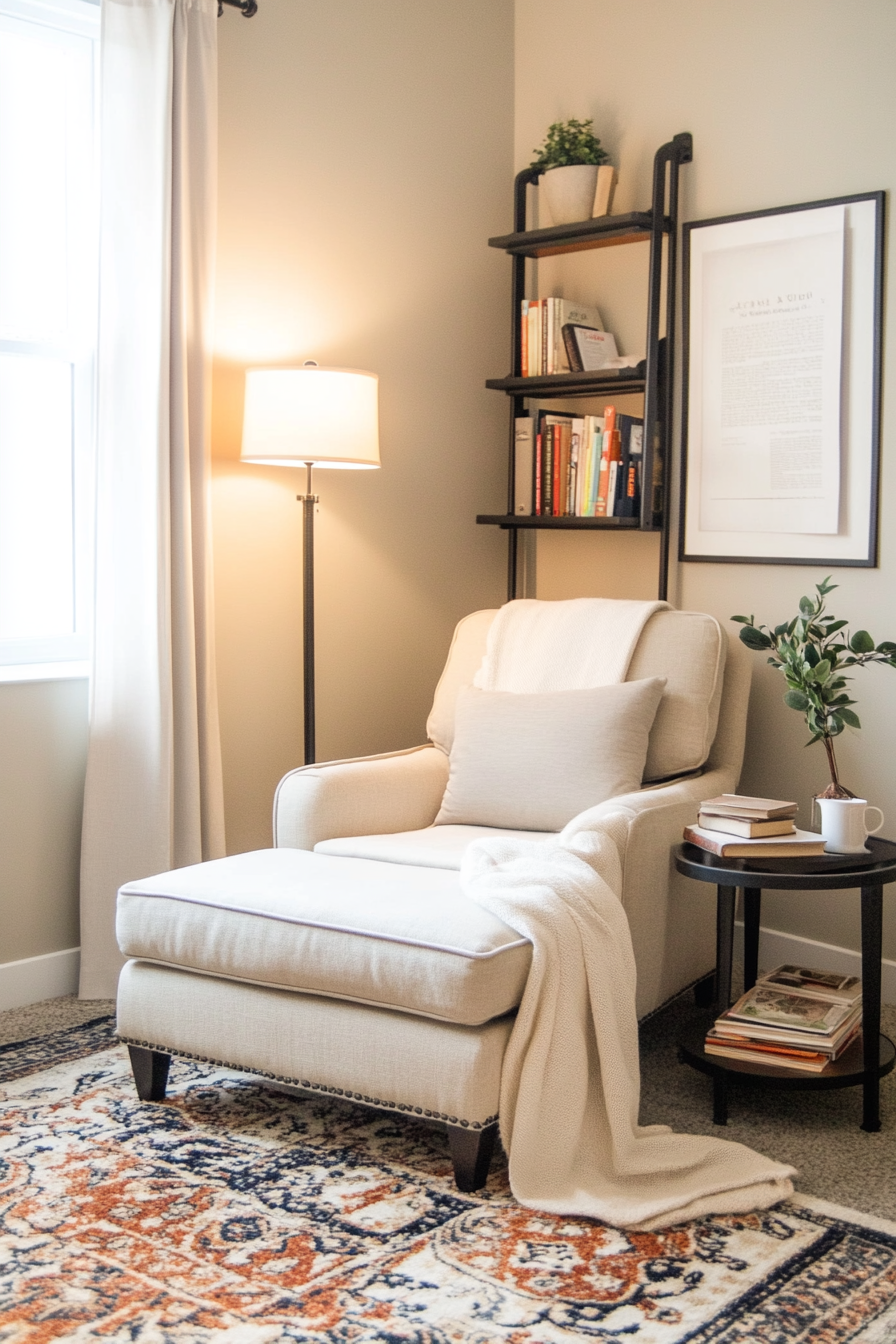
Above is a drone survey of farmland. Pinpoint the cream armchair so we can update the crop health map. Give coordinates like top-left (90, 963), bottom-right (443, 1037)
top-left (116, 605), bottom-right (751, 1192)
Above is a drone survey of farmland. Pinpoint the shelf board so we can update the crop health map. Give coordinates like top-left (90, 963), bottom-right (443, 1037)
top-left (486, 371), bottom-right (646, 398)
top-left (488, 212), bottom-right (664, 259)
top-left (477, 514), bottom-right (648, 531)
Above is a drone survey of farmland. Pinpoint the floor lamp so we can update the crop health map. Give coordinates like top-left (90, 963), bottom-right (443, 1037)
top-left (240, 363), bottom-right (380, 765)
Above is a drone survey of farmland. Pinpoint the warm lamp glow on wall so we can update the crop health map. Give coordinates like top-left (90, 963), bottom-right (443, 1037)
top-left (241, 362), bottom-right (380, 764)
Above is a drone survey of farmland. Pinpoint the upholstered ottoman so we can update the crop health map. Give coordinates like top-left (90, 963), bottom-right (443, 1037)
top-left (116, 846), bottom-right (532, 1188)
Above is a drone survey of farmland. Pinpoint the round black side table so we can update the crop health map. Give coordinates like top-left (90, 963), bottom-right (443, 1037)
top-left (674, 838), bottom-right (896, 1130)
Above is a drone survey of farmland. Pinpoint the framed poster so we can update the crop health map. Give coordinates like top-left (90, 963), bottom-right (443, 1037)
top-left (680, 192), bottom-right (883, 566)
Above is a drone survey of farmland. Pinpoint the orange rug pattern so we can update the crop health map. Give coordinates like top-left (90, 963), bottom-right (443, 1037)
top-left (2, 1044), bottom-right (896, 1341)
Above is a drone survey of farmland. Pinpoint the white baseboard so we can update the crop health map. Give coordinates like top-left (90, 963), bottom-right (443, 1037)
top-left (734, 922), bottom-right (896, 1005)
top-left (0, 947), bottom-right (80, 1013)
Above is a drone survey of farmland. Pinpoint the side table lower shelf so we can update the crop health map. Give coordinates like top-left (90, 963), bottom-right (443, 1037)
top-left (679, 1022), bottom-right (896, 1127)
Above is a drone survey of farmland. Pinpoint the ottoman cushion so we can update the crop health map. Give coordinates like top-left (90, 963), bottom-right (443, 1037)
top-left (117, 847), bottom-right (531, 1027)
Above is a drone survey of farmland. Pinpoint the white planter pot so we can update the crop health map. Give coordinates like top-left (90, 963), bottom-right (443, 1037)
top-left (540, 164), bottom-right (599, 226)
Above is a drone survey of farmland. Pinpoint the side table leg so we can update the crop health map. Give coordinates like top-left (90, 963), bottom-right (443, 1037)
top-left (715, 885), bottom-right (736, 1014)
top-left (743, 888), bottom-right (761, 991)
top-left (712, 1070), bottom-right (728, 1126)
top-left (860, 882), bottom-right (883, 1132)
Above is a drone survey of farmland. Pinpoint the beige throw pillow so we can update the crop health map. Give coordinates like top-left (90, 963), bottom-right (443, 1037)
top-left (435, 677), bottom-right (666, 832)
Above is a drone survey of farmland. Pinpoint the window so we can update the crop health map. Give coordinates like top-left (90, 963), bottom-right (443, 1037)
top-left (0, 0), bottom-right (99, 679)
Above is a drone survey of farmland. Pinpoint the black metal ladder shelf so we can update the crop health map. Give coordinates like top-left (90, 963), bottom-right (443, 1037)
top-left (477, 132), bottom-right (693, 602)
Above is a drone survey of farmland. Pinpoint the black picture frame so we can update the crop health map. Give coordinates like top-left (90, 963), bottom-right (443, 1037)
top-left (680, 191), bottom-right (884, 567)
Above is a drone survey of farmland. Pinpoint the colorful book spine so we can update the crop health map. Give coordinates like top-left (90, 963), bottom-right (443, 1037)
top-left (585, 422), bottom-right (604, 516)
top-left (570, 417), bottom-right (584, 516)
top-left (552, 422), bottom-right (564, 516)
top-left (615, 415), bottom-right (644, 519)
top-left (542, 424), bottom-right (554, 515)
top-left (594, 406), bottom-right (616, 518)
top-left (606, 459), bottom-right (619, 518)
top-left (520, 300), bottom-right (529, 377)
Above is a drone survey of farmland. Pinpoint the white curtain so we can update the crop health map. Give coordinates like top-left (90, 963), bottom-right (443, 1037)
top-left (79, 0), bottom-right (225, 998)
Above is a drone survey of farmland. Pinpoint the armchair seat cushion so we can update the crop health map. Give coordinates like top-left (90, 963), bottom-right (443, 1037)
top-left (315, 823), bottom-right (559, 869)
top-left (117, 848), bottom-right (531, 1027)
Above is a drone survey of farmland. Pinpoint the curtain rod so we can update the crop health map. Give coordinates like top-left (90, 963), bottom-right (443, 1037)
top-left (218, 0), bottom-right (257, 16)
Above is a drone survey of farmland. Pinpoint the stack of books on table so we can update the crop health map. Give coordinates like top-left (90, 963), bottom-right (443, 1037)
top-left (705, 965), bottom-right (863, 1073)
top-left (683, 794), bottom-right (827, 858)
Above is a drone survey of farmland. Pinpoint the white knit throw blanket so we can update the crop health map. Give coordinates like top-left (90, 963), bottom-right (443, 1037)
top-left (473, 597), bottom-right (668, 692)
top-left (461, 817), bottom-right (796, 1231)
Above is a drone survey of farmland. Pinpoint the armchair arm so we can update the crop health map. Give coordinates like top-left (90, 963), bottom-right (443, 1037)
top-left (560, 765), bottom-right (738, 1016)
top-left (273, 745), bottom-right (449, 851)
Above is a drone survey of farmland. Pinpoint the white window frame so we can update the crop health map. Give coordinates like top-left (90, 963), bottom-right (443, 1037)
top-left (0, 0), bottom-right (99, 683)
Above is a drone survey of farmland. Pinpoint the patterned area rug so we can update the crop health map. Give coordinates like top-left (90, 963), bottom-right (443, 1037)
top-left (2, 1029), bottom-right (896, 1342)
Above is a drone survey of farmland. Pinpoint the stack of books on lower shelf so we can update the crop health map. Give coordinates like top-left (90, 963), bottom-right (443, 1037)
top-left (683, 794), bottom-right (827, 858)
top-left (513, 406), bottom-right (643, 518)
top-left (705, 965), bottom-right (863, 1073)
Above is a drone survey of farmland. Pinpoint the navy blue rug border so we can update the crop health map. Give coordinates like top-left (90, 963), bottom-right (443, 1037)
top-left (0, 1014), bottom-right (117, 1082)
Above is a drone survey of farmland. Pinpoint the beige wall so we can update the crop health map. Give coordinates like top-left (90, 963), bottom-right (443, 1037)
top-left (212, 0), bottom-right (514, 854)
top-left (516, 0), bottom-right (896, 956)
top-left (0, 678), bottom-right (87, 964)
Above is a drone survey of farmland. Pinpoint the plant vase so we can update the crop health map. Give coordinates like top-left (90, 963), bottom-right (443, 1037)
top-left (540, 164), bottom-right (599, 226)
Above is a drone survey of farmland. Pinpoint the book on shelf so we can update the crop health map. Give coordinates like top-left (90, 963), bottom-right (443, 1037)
top-left (543, 422), bottom-right (554, 515)
top-left (561, 323), bottom-right (618, 373)
top-left (580, 414), bottom-right (605, 516)
top-left (520, 298), bottom-right (605, 376)
top-left (593, 165), bottom-right (617, 219)
top-left (514, 417), bottom-right (534, 515)
top-left (535, 411), bottom-right (573, 516)
top-left (760, 964), bottom-right (861, 1005)
top-left (708, 1007), bottom-right (861, 1053)
top-left (553, 299), bottom-right (604, 371)
top-left (700, 794), bottom-right (799, 821)
top-left (704, 967), bottom-right (864, 1073)
top-left (614, 414), bottom-right (643, 519)
top-left (515, 407), bottom-right (642, 521)
top-left (697, 814), bottom-right (796, 839)
top-left (594, 406), bottom-right (617, 518)
top-left (721, 984), bottom-right (860, 1037)
top-left (682, 825), bottom-right (826, 858)
top-left (703, 1030), bottom-right (859, 1073)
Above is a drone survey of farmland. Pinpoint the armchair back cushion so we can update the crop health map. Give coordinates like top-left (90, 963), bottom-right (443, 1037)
top-left (427, 607), bottom-right (726, 783)
top-left (435, 678), bottom-right (665, 831)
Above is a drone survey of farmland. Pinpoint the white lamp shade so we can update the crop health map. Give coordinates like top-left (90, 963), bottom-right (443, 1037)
top-left (241, 367), bottom-right (380, 468)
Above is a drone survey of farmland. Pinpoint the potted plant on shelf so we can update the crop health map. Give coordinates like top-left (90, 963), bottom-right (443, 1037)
top-left (530, 118), bottom-right (614, 226)
top-left (732, 578), bottom-right (896, 800)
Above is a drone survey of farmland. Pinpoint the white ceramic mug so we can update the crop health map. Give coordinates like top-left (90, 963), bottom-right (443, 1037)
top-left (816, 797), bottom-right (884, 854)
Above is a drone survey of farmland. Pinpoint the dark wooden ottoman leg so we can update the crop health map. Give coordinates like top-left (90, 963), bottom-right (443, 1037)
top-left (127, 1045), bottom-right (171, 1101)
top-left (447, 1123), bottom-right (498, 1192)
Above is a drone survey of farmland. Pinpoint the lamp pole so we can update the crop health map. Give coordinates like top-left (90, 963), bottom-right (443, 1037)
top-left (298, 461), bottom-right (318, 764)
top-left (240, 364), bottom-right (380, 770)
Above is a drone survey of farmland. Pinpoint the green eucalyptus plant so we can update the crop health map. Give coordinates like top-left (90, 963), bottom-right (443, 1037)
top-left (530, 118), bottom-right (609, 172)
top-left (732, 578), bottom-right (896, 799)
